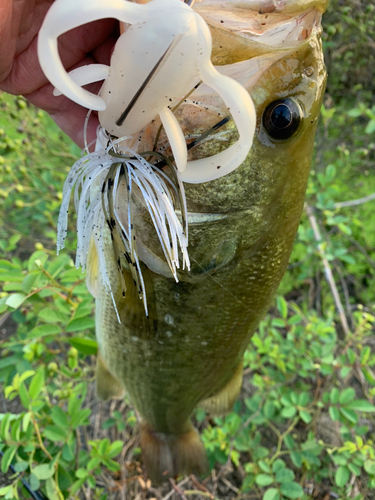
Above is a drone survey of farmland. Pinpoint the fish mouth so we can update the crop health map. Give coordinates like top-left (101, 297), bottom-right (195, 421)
top-left (195, 0), bottom-right (325, 48)
top-left (192, 0), bottom-right (325, 70)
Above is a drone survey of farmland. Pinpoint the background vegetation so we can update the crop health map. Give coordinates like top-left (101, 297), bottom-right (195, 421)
top-left (0, 0), bottom-right (374, 498)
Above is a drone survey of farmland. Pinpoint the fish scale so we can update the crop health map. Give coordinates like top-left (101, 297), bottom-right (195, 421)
top-left (38, 0), bottom-right (328, 484)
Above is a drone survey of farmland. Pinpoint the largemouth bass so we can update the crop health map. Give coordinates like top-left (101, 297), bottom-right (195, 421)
top-left (38, 0), bottom-right (327, 484)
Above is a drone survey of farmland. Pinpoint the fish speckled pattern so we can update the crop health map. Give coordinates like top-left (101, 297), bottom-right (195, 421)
top-left (88, 0), bottom-right (327, 483)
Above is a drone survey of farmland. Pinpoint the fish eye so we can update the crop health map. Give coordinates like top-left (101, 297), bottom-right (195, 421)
top-left (262, 99), bottom-right (301, 140)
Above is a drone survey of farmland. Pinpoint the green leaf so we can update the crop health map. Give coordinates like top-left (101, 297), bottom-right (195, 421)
top-left (339, 388), bottom-right (355, 405)
top-left (276, 468), bottom-right (294, 484)
top-left (298, 392), bottom-right (309, 407)
top-left (340, 407), bottom-right (358, 424)
top-left (104, 459), bottom-right (120, 472)
top-left (325, 164), bottom-right (336, 182)
top-left (347, 107), bottom-right (363, 118)
top-left (255, 474), bottom-right (274, 487)
top-left (13, 461), bottom-right (28, 473)
top-left (0, 486), bottom-right (12, 496)
top-left (45, 478), bottom-right (61, 500)
top-left (27, 324), bottom-right (62, 339)
top-left (345, 399), bottom-right (375, 412)
top-left (68, 337), bottom-right (97, 355)
top-left (88, 473), bottom-right (98, 485)
top-left (330, 388), bottom-right (340, 404)
top-left (29, 473), bottom-right (40, 491)
top-left (66, 317), bottom-right (95, 333)
top-left (272, 460), bottom-right (286, 473)
top-left (271, 318), bottom-right (286, 328)
top-left (99, 438), bottom-right (110, 455)
top-left (263, 488), bottom-right (280, 500)
top-left (29, 368), bottom-right (45, 400)
top-left (290, 393), bottom-right (298, 406)
top-left (263, 401), bottom-right (276, 420)
top-left (283, 434), bottom-right (295, 450)
top-left (299, 411), bottom-right (312, 424)
top-left (76, 468), bottom-right (88, 479)
top-left (70, 408), bottom-right (91, 429)
top-left (5, 293), bottom-right (26, 309)
top-left (258, 460), bottom-right (271, 473)
top-left (47, 256), bottom-right (70, 278)
top-left (348, 463), bottom-right (360, 476)
top-left (0, 414), bottom-right (11, 441)
top-left (44, 425), bottom-right (67, 442)
top-left (62, 443), bottom-right (74, 462)
top-left (51, 406), bottom-right (69, 428)
top-left (108, 440), bottom-right (124, 458)
top-left (340, 366), bottom-right (351, 378)
top-left (38, 308), bottom-right (67, 323)
top-left (335, 466), bottom-right (350, 487)
top-left (19, 383), bottom-right (30, 409)
top-left (361, 346), bottom-right (371, 365)
top-left (22, 412), bottom-right (32, 432)
top-left (279, 482), bottom-right (304, 499)
top-left (290, 452), bottom-right (302, 468)
top-left (0, 260), bottom-right (21, 271)
top-left (365, 119), bottom-right (375, 135)
top-left (10, 420), bottom-right (21, 442)
top-left (281, 406), bottom-right (297, 419)
top-left (329, 406), bottom-right (340, 421)
top-left (71, 478), bottom-right (85, 495)
top-left (0, 356), bottom-right (18, 370)
top-left (32, 463), bottom-right (54, 480)
top-left (333, 455), bottom-right (348, 468)
top-left (21, 273), bottom-right (40, 294)
top-left (28, 251), bottom-right (48, 272)
top-left (364, 460), bottom-right (375, 475)
top-left (277, 296), bottom-right (288, 319)
top-left (87, 457), bottom-right (101, 471)
top-left (281, 395), bottom-right (291, 406)
top-left (69, 299), bottom-right (92, 317)
top-left (1, 445), bottom-right (17, 473)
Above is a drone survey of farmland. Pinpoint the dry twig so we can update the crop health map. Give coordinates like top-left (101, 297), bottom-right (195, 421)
top-left (161, 477), bottom-right (190, 500)
top-left (169, 478), bottom-right (188, 500)
top-left (334, 192), bottom-right (375, 209)
top-left (305, 205), bottom-right (350, 336)
top-left (220, 476), bottom-right (239, 494)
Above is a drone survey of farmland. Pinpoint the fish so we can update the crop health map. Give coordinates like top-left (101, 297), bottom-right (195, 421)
top-left (38, 0), bottom-right (327, 484)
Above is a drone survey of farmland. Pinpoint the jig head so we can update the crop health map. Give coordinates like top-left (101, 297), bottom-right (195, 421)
top-left (38, 0), bottom-right (256, 183)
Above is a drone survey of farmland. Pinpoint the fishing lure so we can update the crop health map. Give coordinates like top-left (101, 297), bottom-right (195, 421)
top-left (38, 0), bottom-right (256, 314)
top-left (38, 0), bottom-right (255, 182)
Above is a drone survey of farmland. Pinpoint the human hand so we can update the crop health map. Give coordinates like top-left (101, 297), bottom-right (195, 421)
top-left (0, 0), bottom-right (118, 147)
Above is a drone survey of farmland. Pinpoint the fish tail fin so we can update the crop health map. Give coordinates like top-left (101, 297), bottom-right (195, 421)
top-left (140, 421), bottom-right (208, 484)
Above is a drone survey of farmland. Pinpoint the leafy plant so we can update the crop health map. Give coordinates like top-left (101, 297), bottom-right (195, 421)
top-left (1, 0), bottom-right (375, 497)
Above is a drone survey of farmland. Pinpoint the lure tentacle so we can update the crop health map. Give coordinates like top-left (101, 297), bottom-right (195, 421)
top-left (159, 107), bottom-right (188, 173)
top-left (37, 0), bottom-right (179, 110)
top-left (178, 15), bottom-right (256, 183)
top-left (53, 65), bottom-right (110, 97)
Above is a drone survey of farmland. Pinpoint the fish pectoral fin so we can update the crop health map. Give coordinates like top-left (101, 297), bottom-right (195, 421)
top-left (199, 363), bottom-right (243, 417)
top-left (95, 353), bottom-right (125, 401)
top-left (140, 421), bottom-right (208, 485)
top-left (86, 236), bottom-right (99, 298)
